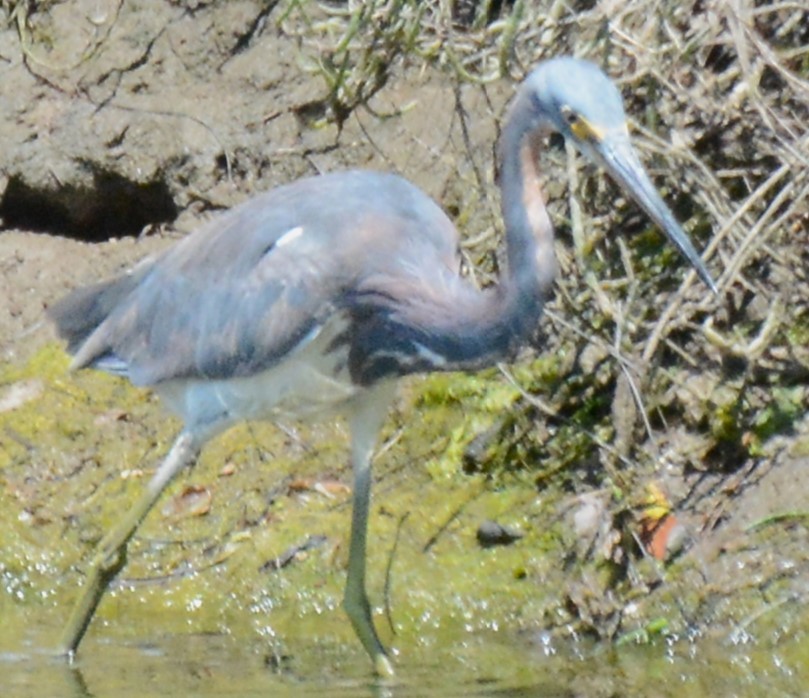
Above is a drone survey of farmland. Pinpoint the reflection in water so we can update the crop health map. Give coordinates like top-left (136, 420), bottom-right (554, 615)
top-left (63, 661), bottom-right (93, 698)
top-left (1, 620), bottom-right (806, 697)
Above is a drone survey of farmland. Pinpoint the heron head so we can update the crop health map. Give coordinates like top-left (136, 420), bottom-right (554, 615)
top-left (521, 58), bottom-right (718, 294)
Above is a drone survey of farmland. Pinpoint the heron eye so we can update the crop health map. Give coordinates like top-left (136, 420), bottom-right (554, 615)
top-left (561, 105), bottom-right (600, 141)
top-left (560, 105), bottom-right (579, 126)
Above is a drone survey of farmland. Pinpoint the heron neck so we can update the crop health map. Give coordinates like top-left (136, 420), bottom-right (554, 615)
top-left (427, 106), bottom-right (559, 367)
top-left (498, 99), bottom-right (557, 302)
top-left (346, 96), bottom-right (559, 384)
top-left (434, 97), bottom-right (557, 366)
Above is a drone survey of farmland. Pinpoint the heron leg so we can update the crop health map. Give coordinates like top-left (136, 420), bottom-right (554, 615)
top-left (58, 430), bottom-right (200, 658)
top-left (343, 383), bottom-right (395, 677)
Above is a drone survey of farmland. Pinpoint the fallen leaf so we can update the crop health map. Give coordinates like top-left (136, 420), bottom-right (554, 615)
top-left (0, 379), bottom-right (44, 413)
top-left (162, 484), bottom-right (212, 518)
top-left (637, 483), bottom-right (687, 561)
top-left (641, 514), bottom-right (686, 561)
top-left (93, 408), bottom-right (129, 426)
top-left (288, 477), bottom-right (350, 498)
top-left (219, 462), bottom-right (237, 476)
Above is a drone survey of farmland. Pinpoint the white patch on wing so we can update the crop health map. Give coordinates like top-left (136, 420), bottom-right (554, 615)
top-left (412, 342), bottom-right (447, 367)
top-left (275, 226), bottom-right (304, 248)
top-left (366, 342), bottom-right (448, 371)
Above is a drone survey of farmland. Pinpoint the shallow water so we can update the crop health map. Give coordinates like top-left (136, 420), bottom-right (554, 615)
top-left (3, 615), bottom-right (805, 698)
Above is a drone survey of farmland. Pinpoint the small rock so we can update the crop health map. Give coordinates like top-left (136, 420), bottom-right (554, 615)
top-left (476, 519), bottom-right (524, 548)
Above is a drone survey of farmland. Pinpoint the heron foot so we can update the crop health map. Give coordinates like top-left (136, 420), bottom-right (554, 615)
top-left (343, 587), bottom-right (395, 676)
top-left (374, 651), bottom-right (395, 678)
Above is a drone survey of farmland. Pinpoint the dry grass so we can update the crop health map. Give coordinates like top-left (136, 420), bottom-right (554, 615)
top-left (282, 0), bottom-right (808, 492)
top-left (6, 0), bottom-right (806, 487)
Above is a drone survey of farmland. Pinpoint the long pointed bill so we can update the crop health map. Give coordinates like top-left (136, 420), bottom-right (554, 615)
top-left (592, 133), bottom-right (718, 295)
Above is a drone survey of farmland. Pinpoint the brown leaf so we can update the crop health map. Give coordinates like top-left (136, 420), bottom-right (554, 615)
top-left (219, 462), bottom-right (237, 477)
top-left (288, 478), bottom-right (350, 498)
top-left (162, 484), bottom-right (212, 518)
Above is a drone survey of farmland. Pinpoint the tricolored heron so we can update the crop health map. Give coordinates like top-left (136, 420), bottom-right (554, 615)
top-left (50, 57), bottom-right (716, 675)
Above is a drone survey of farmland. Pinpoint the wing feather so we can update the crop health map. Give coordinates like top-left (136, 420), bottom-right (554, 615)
top-left (49, 170), bottom-right (463, 387)
top-left (52, 184), bottom-right (347, 385)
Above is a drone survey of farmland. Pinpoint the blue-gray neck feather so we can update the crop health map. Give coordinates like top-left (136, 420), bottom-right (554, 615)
top-left (498, 90), bottom-right (557, 295)
top-left (347, 87), bottom-right (556, 385)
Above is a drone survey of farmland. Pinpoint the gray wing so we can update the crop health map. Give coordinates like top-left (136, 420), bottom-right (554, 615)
top-left (50, 182), bottom-right (354, 387)
top-left (50, 170), bottom-right (464, 387)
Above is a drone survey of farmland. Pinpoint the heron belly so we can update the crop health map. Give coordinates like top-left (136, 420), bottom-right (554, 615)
top-left (157, 315), bottom-right (359, 432)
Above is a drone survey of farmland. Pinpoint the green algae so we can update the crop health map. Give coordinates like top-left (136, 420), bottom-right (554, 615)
top-left (0, 344), bottom-right (565, 661)
top-left (3, 343), bottom-right (808, 695)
